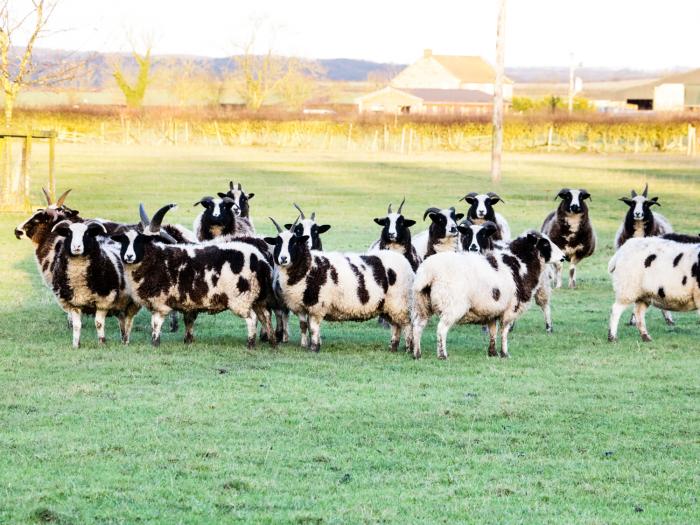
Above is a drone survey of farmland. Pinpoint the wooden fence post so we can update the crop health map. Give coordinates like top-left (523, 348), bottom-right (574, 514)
top-left (48, 132), bottom-right (56, 199)
top-left (21, 135), bottom-right (32, 211)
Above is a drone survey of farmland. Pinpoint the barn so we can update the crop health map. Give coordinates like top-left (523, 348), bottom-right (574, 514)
top-left (356, 49), bottom-right (511, 115)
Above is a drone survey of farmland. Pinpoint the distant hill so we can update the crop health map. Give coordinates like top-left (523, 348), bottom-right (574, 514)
top-left (21, 47), bottom-right (688, 89)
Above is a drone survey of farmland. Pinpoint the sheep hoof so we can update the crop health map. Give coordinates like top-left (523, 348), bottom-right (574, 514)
top-left (607, 332), bottom-right (617, 342)
top-left (568, 281), bottom-right (576, 289)
top-left (151, 336), bottom-right (160, 347)
top-left (664, 318), bottom-right (675, 326)
top-left (98, 337), bottom-right (106, 345)
top-left (268, 334), bottom-right (278, 348)
top-left (499, 351), bottom-right (510, 358)
top-left (246, 337), bottom-right (256, 349)
top-left (310, 343), bottom-right (320, 353)
top-left (275, 329), bottom-right (284, 342)
top-left (641, 334), bottom-right (652, 342)
top-left (389, 341), bottom-right (399, 352)
top-left (488, 348), bottom-right (498, 357)
top-left (545, 324), bottom-right (553, 333)
top-left (260, 331), bottom-right (269, 342)
top-left (437, 353), bottom-right (447, 360)
top-left (413, 351), bottom-right (421, 360)
top-left (184, 334), bottom-right (194, 344)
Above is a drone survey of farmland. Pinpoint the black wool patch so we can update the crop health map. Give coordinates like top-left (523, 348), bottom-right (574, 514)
top-left (658, 287), bottom-right (665, 298)
top-left (387, 268), bottom-right (397, 286)
top-left (486, 254), bottom-right (498, 270)
top-left (644, 254), bottom-right (656, 267)
top-left (237, 276), bottom-right (250, 292)
top-left (492, 288), bottom-right (501, 301)
top-left (673, 253), bottom-right (683, 267)
top-left (303, 256), bottom-right (330, 306)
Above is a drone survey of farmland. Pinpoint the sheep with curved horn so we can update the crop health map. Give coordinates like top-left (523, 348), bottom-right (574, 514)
top-left (111, 203), bottom-right (277, 347)
top-left (284, 204), bottom-right (331, 251)
top-left (460, 191), bottom-right (511, 241)
top-left (220, 181), bottom-right (255, 220)
top-left (411, 206), bottom-right (464, 260)
top-left (193, 190), bottom-right (254, 241)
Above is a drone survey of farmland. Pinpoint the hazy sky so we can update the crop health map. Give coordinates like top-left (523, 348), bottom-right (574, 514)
top-left (24, 0), bottom-right (700, 69)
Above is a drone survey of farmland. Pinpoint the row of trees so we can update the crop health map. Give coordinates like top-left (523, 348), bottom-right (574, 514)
top-left (0, 2), bottom-right (325, 126)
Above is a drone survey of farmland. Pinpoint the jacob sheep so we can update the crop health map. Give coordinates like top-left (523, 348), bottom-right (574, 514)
top-left (264, 217), bottom-right (415, 353)
top-left (193, 196), bottom-right (255, 241)
top-left (412, 231), bottom-right (566, 359)
top-left (222, 181), bottom-right (255, 220)
top-left (608, 235), bottom-right (700, 342)
top-left (369, 198), bottom-right (421, 271)
top-left (460, 192), bottom-right (511, 241)
top-left (111, 204), bottom-right (276, 347)
top-left (284, 203), bottom-right (331, 250)
top-left (50, 220), bottom-right (141, 348)
top-left (541, 188), bottom-right (596, 288)
top-left (412, 207), bottom-right (464, 260)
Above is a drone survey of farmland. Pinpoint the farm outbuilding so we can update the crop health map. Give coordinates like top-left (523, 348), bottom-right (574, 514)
top-left (356, 49), bottom-right (510, 115)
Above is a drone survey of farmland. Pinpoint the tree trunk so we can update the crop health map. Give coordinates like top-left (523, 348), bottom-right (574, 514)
top-left (4, 92), bottom-right (15, 127)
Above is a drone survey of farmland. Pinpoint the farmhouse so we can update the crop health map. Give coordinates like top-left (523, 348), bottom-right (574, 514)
top-left (357, 49), bottom-right (510, 115)
top-left (611, 68), bottom-right (700, 111)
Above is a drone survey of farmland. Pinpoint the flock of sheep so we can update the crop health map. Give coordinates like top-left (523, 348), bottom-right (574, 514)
top-left (13, 181), bottom-right (700, 358)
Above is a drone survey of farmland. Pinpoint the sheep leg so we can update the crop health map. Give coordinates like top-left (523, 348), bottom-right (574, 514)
top-left (299, 312), bottom-right (309, 348)
top-left (553, 261), bottom-right (563, 289)
top-left (568, 263), bottom-right (577, 289)
top-left (534, 286), bottom-right (552, 333)
top-left (389, 323), bottom-right (401, 352)
top-left (151, 311), bottom-right (166, 347)
top-left (95, 309), bottom-right (107, 345)
top-left (119, 304), bottom-right (139, 345)
top-left (70, 308), bottom-right (82, 349)
top-left (168, 312), bottom-right (179, 333)
top-left (487, 321), bottom-right (499, 356)
top-left (244, 311), bottom-right (258, 349)
top-left (308, 316), bottom-right (322, 353)
top-left (661, 309), bottom-right (675, 326)
top-left (608, 301), bottom-right (629, 342)
top-left (275, 308), bottom-right (288, 343)
top-left (634, 301), bottom-right (652, 342)
top-left (436, 317), bottom-right (454, 360)
top-left (183, 311), bottom-right (198, 344)
top-left (628, 312), bottom-right (637, 326)
top-left (499, 321), bottom-right (512, 358)
top-left (411, 316), bottom-right (428, 359)
top-left (254, 305), bottom-right (276, 348)
top-left (402, 324), bottom-right (413, 354)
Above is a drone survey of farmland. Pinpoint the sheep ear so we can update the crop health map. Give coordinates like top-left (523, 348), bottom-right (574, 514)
top-left (403, 219), bottom-right (416, 227)
top-left (284, 223), bottom-right (293, 229)
top-left (298, 235), bottom-right (310, 245)
top-left (556, 189), bottom-right (568, 200)
top-left (51, 220), bottom-right (72, 236)
top-left (317, 224), bottom-right (331, 233)
top-left (264, 237), bottom-right (277, 245)
top-left (580, 190), bottom-right (591, 201)
top-left (247, 193), bottom-right (254, 200)
top-left (482, 221), bottom-right (498, 236)
top-left (457, 225), bottom-right (470, 236)
top-left (526, 232), bottom-right (538, 244)
top-left (373, 218), bottom-right (387, 226)
top-left (649, 197), bottom-right (660, 207)
top-left (217, 192), bottom-right (227, 199)
top-left (455, 213), bottom-right (465, 221)
top-left (427, 213), bottom-right (440, 223)
top-left (619, 197), bottom-right (634, 206)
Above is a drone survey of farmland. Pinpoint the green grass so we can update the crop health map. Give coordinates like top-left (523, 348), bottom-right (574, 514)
top-left (1, 145), bottom-right (699, 524)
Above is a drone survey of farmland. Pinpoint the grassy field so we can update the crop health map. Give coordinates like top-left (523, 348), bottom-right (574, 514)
top-left (1, 145), bottom-right (699, 524)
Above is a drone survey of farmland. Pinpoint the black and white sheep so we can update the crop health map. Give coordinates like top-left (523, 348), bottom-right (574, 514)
top-left (412, 231), bottom-right (566, 359)
top-left (541, 188), bottom-right (596, 288)
top-left (284, 203), bottom-right (331, 250)
top-left (50, 220), bottom-right (141, 347)
top-left (111, 204), bottom-right (276, 347)
top-left (193, 196), bottom-right (255, 241)
top-left (615, 184), bottom-right (672, 248)
top-left (369, 198), bottom-right (421, 271)
top-left (264, 217), bottom-right (415, 353)
top-left (460, 192), bottom-right (511, 241)
top-left (615, 183), bottom-right (675, 326)
top-left (222, 181), bottom-right (255, 220)
top-left (412, 207), bottom-right (464, 260)
top-left (607, 235), bottom-right (700, 342)
top-left (458, 220), bottom-right (498, 253)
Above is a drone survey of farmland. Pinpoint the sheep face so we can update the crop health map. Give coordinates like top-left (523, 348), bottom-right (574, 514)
top-left (556, 188), bottom-right (591, 214)
top-left (463, 192), bottom-right (503, 221)
top-left (195, 197), bottom-right (236, 227)
top-left (374, 212), bottom-right (415, 244)
top-left (425, 207), bottom-right (463, 240)
top-left (532, 232), bottom-right (567, 263)
top-left (15, 206), bottom-right (80, 241)
top-left (112, 230), bottom-right (175, 264)
top-left (285, 218), bottom-right (331, 250)
top-left (264, 230), bottom-right (308, 268)
top-left (52, 221), bottom-right (108, 256)
top-left (619, 195), bottom-right (659, 222)
top-left (221, 182), bottom-right (254, 217)
top-left (458, 220), bottom-right (497, 253)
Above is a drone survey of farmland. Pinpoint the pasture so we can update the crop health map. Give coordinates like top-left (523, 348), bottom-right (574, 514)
top-left (1, 144), bottom-right (699, 524)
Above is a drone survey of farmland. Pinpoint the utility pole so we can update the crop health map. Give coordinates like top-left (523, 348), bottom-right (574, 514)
top-left (491, 0), bottom-right (506, 184)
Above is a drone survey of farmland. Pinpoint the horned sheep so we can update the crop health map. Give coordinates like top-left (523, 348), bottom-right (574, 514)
top-left (369, 198), bottom-right (421, 271)
top-left (412, 207), bottom-right (464, 260)
top-left (460, 192), bottom-right (511, 241)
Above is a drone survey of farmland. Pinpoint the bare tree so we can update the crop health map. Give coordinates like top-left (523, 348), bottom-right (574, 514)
top-left (155, 57), bottom-right (221, 107)
top-left (113, 36), bottom-right (152, 108)
top-left (0, 0), bottom-right (69, 126)
top-left (491, 0), bottom-right (507, 183)
top-left (277, 58), bottom-right (324, 111)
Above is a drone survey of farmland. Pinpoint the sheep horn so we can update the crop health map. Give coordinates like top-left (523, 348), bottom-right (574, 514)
top-left (459, 192), bottom-right (478, 202)
top-left (387, 202), bottom-right (393, 214)
top-left (85, 219), bottom-right (108, 235)
top-left (158, 229), bottom-right (178, 244)
top-left (42, 187), bottom-right (52, 205)
top-left (269, 217), bottom-right (283, 233)
top-left (237, 183), bottom-right (242, 190)
top-left (51, 219), bottom-right (72, 233)
top-left (631, 188), bottom-right (637, 198)
top-left (139, 203), bottom-right (150, 227)
top-left (229, 181), bottom-right (234, 190)
top-left (310, 211), bottom-right (316, 221)
top-left (193, 196), bottom-right (214, 206)
top-left (397, 196), bottom-right (406, 214)
top-left (487, 192), bottom-right (504, 203)
top-left (423, 207), bottom-right (442, 220)
top-left (55, 189), bottom-right (72, 207)
top-left (293, 203), bottom-right (306, 219)
top-left (642, 183), bottom-right (648, 198)
top-left (149, 204), bottom-right (176, 233)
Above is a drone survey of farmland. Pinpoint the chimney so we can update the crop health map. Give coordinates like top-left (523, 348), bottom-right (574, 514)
top-left (423, 48), bottom-right (432, 58)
